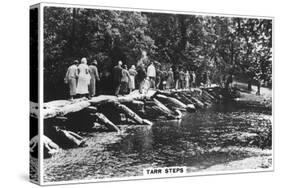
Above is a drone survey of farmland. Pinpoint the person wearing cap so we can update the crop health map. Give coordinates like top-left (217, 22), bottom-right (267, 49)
top-left (64, 60), bottom-right (79, 100)
top-left (88, 60), bottom-right (100, 97)
top-left (76, 57), bottom-right (90, 97)
top-left (128, 65), bottom-right (137, 93)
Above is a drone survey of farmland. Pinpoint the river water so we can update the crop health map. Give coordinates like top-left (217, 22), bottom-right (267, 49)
top-left (43, 98), bottom-right (272, 182)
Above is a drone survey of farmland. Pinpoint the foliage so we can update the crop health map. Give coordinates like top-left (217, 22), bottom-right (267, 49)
top-left (43, 7), bottom-right (272, 100)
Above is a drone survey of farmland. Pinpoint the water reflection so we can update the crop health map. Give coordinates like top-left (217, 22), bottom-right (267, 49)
top-left (119, 127), bottom-right (155, 153)
top-left (107, 100), bottom-right (272, 170)
top-left (44, 100), bottom-right (272, 181)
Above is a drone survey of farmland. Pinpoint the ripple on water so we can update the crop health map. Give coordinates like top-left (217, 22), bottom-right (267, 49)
top-left (43, 100), bottom-right (272, 182)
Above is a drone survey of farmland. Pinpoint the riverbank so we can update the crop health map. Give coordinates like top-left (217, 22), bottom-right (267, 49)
top-left (198, 86), bottom-right (272, 173)
top-left (41, 86), bottom-right (272, 182)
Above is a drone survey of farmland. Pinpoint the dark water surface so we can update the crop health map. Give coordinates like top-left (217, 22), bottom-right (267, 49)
top-left (44, 100), bottom-right (272, 182)
top-left (106, 100), bottom-right (271, 172)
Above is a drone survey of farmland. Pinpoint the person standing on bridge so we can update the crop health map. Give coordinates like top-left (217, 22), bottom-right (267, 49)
top-left (202, 71), bottom-right (207, 88)
top-left (206, 71), bottom-right (211, 87)
top-left (166, 68), bottom-right (174, 90)
top-left (179, 68), bottom-right (185, 89)
top-left (88, 60), bottom-right (100, 98)
top-left (185, 69), bottom-right (190, 90)
top-left (128, 65), bottom-right (137, 93)
top-left (156, 67), bottom-right (163, 89)
top-left (76, 57), bottom-right (91, 98)
top-left (255, 73), bottom-right (262, 95)
top-left (191, 71), bottom-right (196, 88)
top-left (136, 63), bottom-right (147, 93)
top-left (174, 67), bottom-right (180, 89)
top-left (113, 60), bottom-right (123, 96)
top-left (120, 65), bottom-right (131, 95)
top-left (64, 60), bottom-right (79, 100)
top-left (147, 61), bottom-right (156, 89)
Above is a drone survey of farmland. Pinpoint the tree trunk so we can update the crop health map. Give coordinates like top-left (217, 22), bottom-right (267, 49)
top-left (248, 79), bottom-right (252, 91)
top-left (256, 79), bottom-right (261, 95)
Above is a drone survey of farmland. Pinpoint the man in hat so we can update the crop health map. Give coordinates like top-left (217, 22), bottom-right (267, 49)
top-left (88, 60), bottom-right (100, 97)
top-left (64, 60), bottom-right (79, 100)
top-left (113, 60), bottom-right (123, 96)
top-left (147, 61), bottom-right (156, 88)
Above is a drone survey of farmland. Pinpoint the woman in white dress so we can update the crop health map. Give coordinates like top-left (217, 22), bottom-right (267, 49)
top-left (76, 57), bottom-right (90, 97)
top-left (185, 70), bottom-right (190, 89)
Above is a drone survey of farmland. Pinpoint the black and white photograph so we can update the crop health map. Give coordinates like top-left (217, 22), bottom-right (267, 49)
top-left (30, 3), bottom-right (272, 185)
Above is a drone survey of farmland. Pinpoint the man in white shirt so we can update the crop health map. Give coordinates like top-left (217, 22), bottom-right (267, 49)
top-left (147, 61), bottom-right (156, 88)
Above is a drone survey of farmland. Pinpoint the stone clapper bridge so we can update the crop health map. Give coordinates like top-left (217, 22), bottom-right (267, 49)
top-left (30, 87), bottom-right (222, 158)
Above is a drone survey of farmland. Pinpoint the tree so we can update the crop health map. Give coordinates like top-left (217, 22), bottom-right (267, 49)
top-left (44, 7), bottom-right (155, 100)
top-left (232, 17), bottom-right (272, 90)
top-left (43, 6), bottom-right (272, 100)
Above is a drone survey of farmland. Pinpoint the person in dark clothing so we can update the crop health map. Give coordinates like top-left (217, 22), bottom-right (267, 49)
top-left (120, 65), bottom-right (131, 95)
top-left (221, 74), bottom-right (226, 88)
top-left (179, 68), bottom-right (185, 89)
top-left (136, 63), bottom-right (147, 92)
top-left (256, 79), bottom-right (261, 95)
top-left (156, 68), bottom-right (162, 89)
top-left (113, 61), bottom-right (123, 96)
top-left (99, 69), bottom-right (111, 95)
top-left (225, 74), bottom-right (233, 91)
top-left (202, 71), bottom-right (207, 87)
top-left (255, 73), bottom-right (262, 95)
top-left (206, 71), bottom-right (211, 87)
top-left (159, 69), bottom-right (167, 90)
top-left (189, 71), bottom-right (193, 88)
top-left (88, 60), bottom-right (100, 97)
top-left (174, 67), bottom-right (180, 89)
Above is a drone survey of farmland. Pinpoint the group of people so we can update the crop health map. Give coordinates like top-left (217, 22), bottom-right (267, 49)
top-left (112, 60), bottom-right (201, 96)
top-left (64, 57), bottom-right (213, 99)
top-left (160, 67), bottom-right (197, 90)
top-left (64, 57), bottom-right (100, 100)
top-left (111, 60), bottom-right (154, 96)
top-left (112, 60), bottom-right (135, 96)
